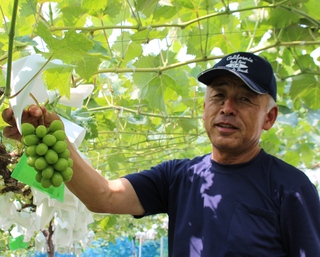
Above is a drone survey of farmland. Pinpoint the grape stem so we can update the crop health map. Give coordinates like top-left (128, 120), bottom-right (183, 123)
top-left (29, 92), bottom-right (45, 125)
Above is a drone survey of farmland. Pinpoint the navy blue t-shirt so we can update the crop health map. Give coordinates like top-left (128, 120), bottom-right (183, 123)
top-left (124, 150), bottom-right (320, 257)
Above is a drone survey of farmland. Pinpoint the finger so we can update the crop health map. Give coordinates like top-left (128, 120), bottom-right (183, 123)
top-left (3, 126), bottom-right (22, 141)
top-left (1, 108), bottom-right (16, 126)
top-left (28, 104), bottom-right (45, 118)
top-left (20, 105), bottom-right (46, 127)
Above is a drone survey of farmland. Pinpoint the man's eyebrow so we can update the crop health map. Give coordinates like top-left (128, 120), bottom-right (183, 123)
top-left (211, 81), bottom-right (228, 87)
top-left (210, 83), bottom-right (259, 97)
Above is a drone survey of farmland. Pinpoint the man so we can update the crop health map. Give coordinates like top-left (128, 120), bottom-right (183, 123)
top-left (2, 52), bottom-right (320, 256)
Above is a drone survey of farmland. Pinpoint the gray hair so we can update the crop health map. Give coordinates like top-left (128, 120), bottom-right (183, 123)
top-left (266, 94), bottom-right (277, 112)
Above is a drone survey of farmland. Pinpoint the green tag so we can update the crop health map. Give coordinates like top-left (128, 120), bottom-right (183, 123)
top-left (11, 154), bottom-right (64, 202)
top-left (9, 235), bottom-right (28, 250)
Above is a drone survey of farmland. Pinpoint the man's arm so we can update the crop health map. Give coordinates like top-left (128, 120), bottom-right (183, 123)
top-left (66, 141), bottom-right (145, 215)
top-left (2, 105), bottom-right (145, 215)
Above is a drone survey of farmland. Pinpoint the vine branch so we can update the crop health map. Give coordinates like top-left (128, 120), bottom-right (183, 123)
top-left (71, 40), bottom-right (320, 79)
top-left (49, 4), bottom-right (283, 32)
top-left (4, 0), bottom-right (19, 99)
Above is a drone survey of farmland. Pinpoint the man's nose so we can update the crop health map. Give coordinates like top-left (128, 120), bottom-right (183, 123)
top-left (220, 98), bottom-right (237, 116)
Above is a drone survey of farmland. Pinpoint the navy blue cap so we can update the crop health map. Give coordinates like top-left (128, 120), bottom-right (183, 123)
top-left (197, 52), bottom-right (277, 101)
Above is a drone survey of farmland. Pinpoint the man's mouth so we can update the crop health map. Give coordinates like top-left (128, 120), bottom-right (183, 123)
top-left (216, 123), bottom-right (237, 129)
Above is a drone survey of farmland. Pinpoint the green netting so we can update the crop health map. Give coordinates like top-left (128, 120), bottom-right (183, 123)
top-left (11, 154), bottom-right (64, 202)
top-left (9, 235), bottom-right (28, 250)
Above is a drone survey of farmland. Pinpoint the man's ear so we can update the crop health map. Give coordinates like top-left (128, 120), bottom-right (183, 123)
top-left (202, 102), bottom-right (206, 120)
top-left (263, 106), bottom-right (278, 131)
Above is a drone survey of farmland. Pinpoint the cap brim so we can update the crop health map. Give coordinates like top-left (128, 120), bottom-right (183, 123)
top-left (197, 67), bottom-right (268, 95)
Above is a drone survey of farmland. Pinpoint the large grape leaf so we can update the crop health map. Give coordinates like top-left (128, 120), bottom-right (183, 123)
top-left (290, 74), bottom-right (320, 110)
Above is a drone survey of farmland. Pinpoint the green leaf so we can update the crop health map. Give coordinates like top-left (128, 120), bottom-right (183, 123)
top-left (71, 108), bottom-right (98, 140)
top-left (300, 143), bottom-right (315, 168)
top-left (136, 0), bottom-right (158, 16)
top-left (107, 153), bottom-right (126, 172)
top-left (42, 68), bottom-right (72, 98)
top-left (35, 23), bottom-right (95, 63)
top-left (283, 151), bottom-right (300, 167)
top-left (154, 5), bottom-right (179, 22)
top-left (60, 4), bottom-right (87, 26)
top-left (260, 128), bottom-right (281, 155)
top-left (161, 72), bottom-right (188, 97)
top-left (90, 41), bottom-right (110, 56)
top-left (269, 7), bottom-right (300, 28)
top-left (293, 54), bottom-right (315, 71)
top-left (123, 42), bottom-right (143, 63)
top-left (82, 0), bottom-right (107, 13)
top-left (290, 74), bottom-right (320, 110)
top-left (19, 0), bottom-right (37, 17)
top-left (134, 55), bottom-right (160, 68)
top-left (103, 0), bottom-right (123, 18)
top-left (130, 28), bottom-right (168, 43)
top-left (177, 118), bottom-right (198, 133)
top-left (74, 55), bottom-right (101, 81)
top-left (100, 215), bottom-right (118, 230)
top-left (304, 0), bottom-right (320, 20)
top-left (280, 24), bottom-right (316, 42)
top-left (174, 0), bottom-right (195, 9)
top-left (112, 31), bottom-right (133, 59)
top-left (137, 75), bottom-right (166, 112)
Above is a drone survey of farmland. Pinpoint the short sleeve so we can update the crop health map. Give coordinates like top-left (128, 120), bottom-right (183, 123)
top-left (124, 163), bottom-right (171, 216)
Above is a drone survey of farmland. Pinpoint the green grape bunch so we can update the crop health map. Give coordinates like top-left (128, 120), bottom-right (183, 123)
top-left (21, 120), bottom-right (73, 188)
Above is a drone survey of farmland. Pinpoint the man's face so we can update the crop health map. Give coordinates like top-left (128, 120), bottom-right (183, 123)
top-left (203, 74), bottom-right (275, 158)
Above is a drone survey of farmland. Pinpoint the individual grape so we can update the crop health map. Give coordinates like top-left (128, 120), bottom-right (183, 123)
top-left (26, 145), bottom-right (37, 156)
top-left (34, 157), bottom-right (48, 170)
top-left (42, 134), bottom-right (57, 147)
top-left (23, 134), bottom-right (39, 146)
top-left (21, 123), bottom-right (35, 136)
top-left (53, 130), bottom-right (66, 141)
top-left (36, 125), bottom-right (48, 138)
top-left (49, 120), bottom-right (63, 132)
top-left (51, 172), bottom-right (64, 187)
top-left (60, 167), bottom-right (73, 182)
top-left (59, 149), bottom-right (70, 159)
top-left (44, 149), bottom-right (59, 164)
top-left (67, 157), bottom-right (73, 167)
top-left (53, 158), bottom-right (68, 172)
top-left (42, 166), bottom-right (54, 179)
top-left (35, 172), bottom-right (42, 183)
top-left (41, 178), bottom-right (52, 188)
top-left (36, 143), bottom-right (48, 156)
top-left (52, 140), bottom-right (67, 154)
top-left (27, 155), bottom-right (37, 167)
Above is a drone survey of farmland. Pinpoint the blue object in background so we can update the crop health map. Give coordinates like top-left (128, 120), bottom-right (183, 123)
top-left (30, 237), bottom-right (168, 257)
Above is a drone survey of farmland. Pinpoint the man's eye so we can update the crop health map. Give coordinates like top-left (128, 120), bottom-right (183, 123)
top-left (240, 97), bottom-right (252, 103)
